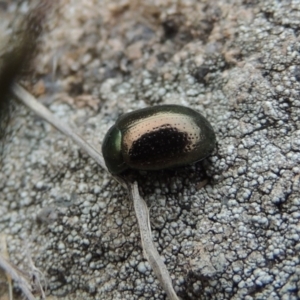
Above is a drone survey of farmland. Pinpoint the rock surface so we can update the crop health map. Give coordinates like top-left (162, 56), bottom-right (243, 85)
top-left (0, 0), bottom-right (300, 299)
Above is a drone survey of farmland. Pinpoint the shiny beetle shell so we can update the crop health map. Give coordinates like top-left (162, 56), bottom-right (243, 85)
top-left (102, 105), bottom-right (216, 174)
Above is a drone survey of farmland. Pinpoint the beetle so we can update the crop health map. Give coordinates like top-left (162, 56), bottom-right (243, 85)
top-left (102, 105), bottom-right (216, 174)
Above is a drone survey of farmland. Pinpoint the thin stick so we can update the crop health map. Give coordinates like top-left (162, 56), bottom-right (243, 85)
top-left (0, 254), bottom-right (36, 300)
top-left (12, 83), bottom-right (107, 171)
top-left (128, 181), bottom-right (179, 300)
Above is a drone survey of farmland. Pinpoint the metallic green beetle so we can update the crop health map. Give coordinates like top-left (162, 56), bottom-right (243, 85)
top-left (102, 105), bottom-right (216, 174)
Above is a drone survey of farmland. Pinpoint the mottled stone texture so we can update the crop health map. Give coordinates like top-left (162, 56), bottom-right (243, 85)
top-left (0, 0), bottom-right (299, 299)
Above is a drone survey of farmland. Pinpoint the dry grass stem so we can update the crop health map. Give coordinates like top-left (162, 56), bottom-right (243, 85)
top-left (24, 242), bottom-right (46, 299)
top-left (12, 84), bottom-right (178, 299)
top-left (0, 235), bottom-right (13, 300)
top-left (128, 181), bottom-right (179, 300)
top-left (0, 254), bottom-right (36, 300)
top-left (12, 83), bottom-right (107, 171)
